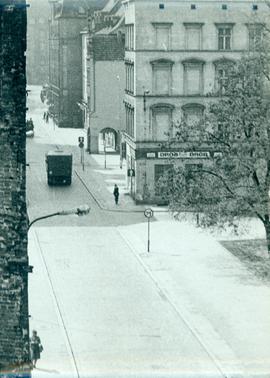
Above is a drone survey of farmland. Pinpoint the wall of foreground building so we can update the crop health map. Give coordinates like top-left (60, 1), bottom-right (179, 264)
top-left (0, 1), bottom-right (30, 373)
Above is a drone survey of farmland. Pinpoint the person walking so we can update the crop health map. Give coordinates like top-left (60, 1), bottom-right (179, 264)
top-left (30, 330), bottom-right (43, 368)
top-left (113, 184), bottom-right (119, 205)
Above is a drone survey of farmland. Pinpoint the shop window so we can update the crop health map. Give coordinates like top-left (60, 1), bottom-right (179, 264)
top-left (184, 23), bottom-right (203, 50)
top-left (183, 59), bottom-right (204, 95)
top-left (154, 164), bottom-right (173, 195)
top-left (151, 59), bottom-right (174, 95)
top-left (216, 24), bottom-right (234, 50)
top-left (152, 23), bottom-right (172, 50)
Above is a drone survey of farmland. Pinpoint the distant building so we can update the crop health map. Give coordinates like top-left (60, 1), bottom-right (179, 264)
top-left (0, 0), bottom-right (30, 372)
top-left (80, 0), bottom-right (125, 153)
top-left (26, 0), bottom-right (50, 85)
top-left (123, 0), bottom-right (269, 203)
top-left (48, 0), bottom-right (109, 128)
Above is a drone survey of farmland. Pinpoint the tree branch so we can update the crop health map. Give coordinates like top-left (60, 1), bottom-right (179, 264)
top-left (197, 169), bottom-right (235, 196)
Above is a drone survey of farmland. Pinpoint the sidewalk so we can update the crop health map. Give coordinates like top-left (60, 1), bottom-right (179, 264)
top-left (118, 220), bottom-right (270, 378)
top-left (74, 152), bottom-right (147, 212)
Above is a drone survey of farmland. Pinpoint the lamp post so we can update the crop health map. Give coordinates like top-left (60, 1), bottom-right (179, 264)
top-left (28, 205), bottom-right (90, 229)
top-left (143, 89), bottom-right (150, 112)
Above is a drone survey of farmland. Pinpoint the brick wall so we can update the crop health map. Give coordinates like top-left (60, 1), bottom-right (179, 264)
top-left (0, 1), bottom-right (30, 374)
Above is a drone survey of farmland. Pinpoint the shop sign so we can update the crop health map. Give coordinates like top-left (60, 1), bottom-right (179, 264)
top-left (146, 152), bottom-right (156, 158)
top-left (157, 151), bottom-right (210, 159)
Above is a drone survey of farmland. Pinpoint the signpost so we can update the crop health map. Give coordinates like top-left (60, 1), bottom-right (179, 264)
top-left (78, 137), bottom-right (85, 171)
top-left (144, 208), bottom-right (154, 253)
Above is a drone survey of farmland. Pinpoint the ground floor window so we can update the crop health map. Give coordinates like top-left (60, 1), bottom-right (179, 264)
top-left (154, 164), bottom-right (173, 195)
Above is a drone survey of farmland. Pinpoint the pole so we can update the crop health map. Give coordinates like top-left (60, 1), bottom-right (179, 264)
top-left (104, 143), bottom-right (107, 169)
top-left (147, 217), bottom-right (150, 253)
top-left (82, 147), bottom-right (85, 171)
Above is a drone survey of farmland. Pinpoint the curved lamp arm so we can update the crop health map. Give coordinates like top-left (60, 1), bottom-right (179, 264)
top-left (28, 205), bottom-right (90, 230)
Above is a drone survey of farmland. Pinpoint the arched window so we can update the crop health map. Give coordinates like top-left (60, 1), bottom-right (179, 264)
top-left (182, 103), bottom-right (205, 127)
top-left (151, 103), bottom-right (175, 141)
top-left (213, 58), bottom-right (235, 94)
top-left (182, 58), bottom-right (205, 96)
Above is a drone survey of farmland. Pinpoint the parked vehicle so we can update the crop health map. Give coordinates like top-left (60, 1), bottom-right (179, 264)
top-left (45, 150), bottom-right (73, 186)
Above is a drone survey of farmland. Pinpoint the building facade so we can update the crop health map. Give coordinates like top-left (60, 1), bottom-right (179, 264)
top-left (0, 0), bottom-right (30, 372)
top-left (80, 0), bottom-right (125, 153)
top-left (26, 0), bottom-right (50, 85)
top-left (123, 0), bottom-right (269, 203)
top-left (48, 0), bottom-right (108, 128)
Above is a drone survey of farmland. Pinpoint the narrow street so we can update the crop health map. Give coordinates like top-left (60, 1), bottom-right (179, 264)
top-left (27, 86), bottom-right (270, 378)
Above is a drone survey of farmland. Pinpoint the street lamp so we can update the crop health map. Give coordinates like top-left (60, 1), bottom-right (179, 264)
top-left (143, 89), bottom-right (150, 112)
top-left (28, 204), bottom-right (90, 229)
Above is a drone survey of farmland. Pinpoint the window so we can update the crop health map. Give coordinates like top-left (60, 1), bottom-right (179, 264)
top-left (151, 59), bottom-right (174, 95)
top-left (125, 103), bottom-right (134, 138)
top-left (247, 23), bottom-right (263, 51)
top-left (125, 24), bottom-right (134, 50)
top-left (184, 23), bottom-right (203, 50)
top-left (152, 23), bottom-right (172, 50)
top-left (216, 24), bottom-right (234, 50)
top-left (214, 59), bottom-right (234, 94)
top-left (151, 104), bottom-right (174, 141)
top-left (183, 59), bottom-right (204, 95)
top-left (155, 164), bottom-right (173, 195)
top-left (182, 103), bottom-right (204, 127)
top-left (125, 61), bottom-right (134, 94)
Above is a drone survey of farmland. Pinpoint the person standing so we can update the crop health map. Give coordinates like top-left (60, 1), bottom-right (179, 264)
top-left (113, 184), bottom-right (119, 205)
top-left (30, 330), bottom-right (43, 368)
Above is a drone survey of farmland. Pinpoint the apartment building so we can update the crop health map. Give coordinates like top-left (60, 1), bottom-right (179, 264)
top-left (26, 0), bottom-right (50, 85)
top-left (48, 0), bottom-right (108, 128)
top-left (123, 0), bottom-right (269, 203)
top-left (80, 0), bottom-right (125, 153)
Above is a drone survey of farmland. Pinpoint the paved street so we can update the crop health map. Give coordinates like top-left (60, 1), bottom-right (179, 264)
top-left (27, 86), bottom-right (270, 378)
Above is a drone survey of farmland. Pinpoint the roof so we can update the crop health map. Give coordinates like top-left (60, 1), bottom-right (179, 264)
top-left (53, 0), bottom-right (110, 18)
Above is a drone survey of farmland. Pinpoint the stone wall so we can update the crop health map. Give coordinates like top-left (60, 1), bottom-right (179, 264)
top-left (0, 1), bottom-right (30, 373)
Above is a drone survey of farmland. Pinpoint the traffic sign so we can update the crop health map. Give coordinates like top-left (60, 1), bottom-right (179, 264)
top-left (78, 136), bottom-right (84, 143)
top-left (144, 208), bottom-right (154, 218)
top-left (79, 142), bottom-right (84, 148)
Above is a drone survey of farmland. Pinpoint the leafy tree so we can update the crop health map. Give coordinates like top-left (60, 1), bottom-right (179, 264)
top-left (159, 30), bottom-right (270, 253)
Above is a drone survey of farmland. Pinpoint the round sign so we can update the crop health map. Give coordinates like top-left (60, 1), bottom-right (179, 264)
top-left (144, 208), bottom-right (154, 218)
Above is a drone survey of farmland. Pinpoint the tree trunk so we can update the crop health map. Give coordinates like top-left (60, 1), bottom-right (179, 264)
top-left (264, 220), bottom-right (270, 255)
